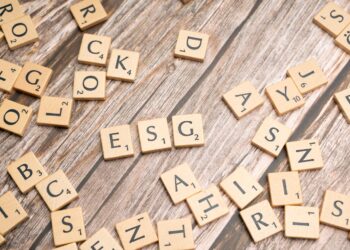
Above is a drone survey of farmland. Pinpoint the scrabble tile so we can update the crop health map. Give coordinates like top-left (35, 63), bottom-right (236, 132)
top-left (0, 191), bottom-right (28, 235)
top-left (335, 23), bottom-right (350, 54)
top-left (0, 234), bottom-right (5, 246)
top-left (268, 171), bottom-right (302, 207)
top-left (335, 88), bottom-right (350, 123)
top-left (286, 139), bottom-right (323, 171)
top-left (14, 62), bottom-right (53, 97)
top-left (287, 58), bottom-right (328, 94)
top-left (251, 117), bottom-right (292, 157)
top-left (174, 30), bottom-right (209, 62)
top-left (78, 33), bottom-right (111, 66)
top-left (157, 217), bottom-right (195, 250)
top-left (265, 78), bottom-right (305, 115)
top-left (313, 2), bottom-right (350, 37)
top-left (115, 212), bottom-right (158, 250)
top-left (161, 163), bottom-right (201, 204)
top-left (51, 207), bottom-right (86, 246)
top-left (53, 243), bottom-right (78, 250)
top-left (320, 190), bottom-right (350, 230)
top-left (0, 59), bottom-right (22, 93)
top-left (285, 206), bottom-right (319, 239)
top-left (2, 15), bottom-right (39, 50)
top-left (220, 167), bottom-right (263, 209)
top-left (7, 152), bottom-right (48, 193)
top-left (70, 0), bottom-right (108, 31)
top-left (0, 99), bottom-right (33, 136)
top-left (186, 185), bottom-right (228, 227)
top-left (37, 96), bottom-right (73, 128)
top-left (137, 118), bottom-right (172, 153)
top-left (73, 71), bottom-right (106, 100)
top-left (107, 49), bottom-right (139, 82)
top-left (0, 0), bottom-right (24, 26)
top-left (222, 81), bottom-right (264, 119)
top-left (172, 114), bottom-right (204, 148)
top-left (80, 228), bottom-right (122, 250)
top-left (240, 200), bottom-right (282, 243)
top-left (35, 169), bottom-right (78, 211)
top-left (100, 125), bottom-right (134, 160)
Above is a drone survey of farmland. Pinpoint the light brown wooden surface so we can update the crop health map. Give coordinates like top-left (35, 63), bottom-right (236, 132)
top-left (0, 0), bottom-right (350, 249)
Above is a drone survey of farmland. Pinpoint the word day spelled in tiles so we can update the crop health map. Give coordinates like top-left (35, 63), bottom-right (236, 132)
top-left (334, 88), bottom-right (350, 123)
top-left (115, 212), bottom-right (158, 250)
top-left (174, 30), bottom-right (209, 62)
top-left (268, 171), bottom-right (302, 207)
top-left (37, 96), bottom-right (73, 128)
top-left (2, 15), bottom-right (39, 50)
top-left (138, 118), bottom-right (172, 153)
top-left (286, 139), bottom-right (323, 171)
top-left (240, 200), bottom-right (282, 243)
top-left (107, 49), bottom-right (140, 82)
top-left (0, 99), bottom-right (33, 136)
top-left (80, 228), bottom-right (122, 250)
top-left (0, 191), bottom-right (28, 235)
top-left (53, 243), bottom-right (78, 250)
top-left (313, 2), bottom-right (350, 37)
top-left (251, 117), bottom-right (292, 157)
top-left (222, 81), bottom-right (264, 119)
top-left (335, 23), bottom-right (350, 53)
top-left (78, 33), bottom-right (111, 66)
top-left (172, 114), bottom-right (204, 147)
top-left (7, 152), bottom-right (48, 193)
top-left (287, 58), bottom-right (328, 94)
top-left (186, 185), bottom-right (228, 227)
top-left (14, 62), bottom-right (53, 97)
top-left (320, 190), bottom-right (350, 230)
top-left (73, 71), bottom-right (106, 100)
top-left (35, 169), bottom-right (78, 211)
top-left (100, 125), bottom-right (134, 160)
top-left (0, 59), bottom-right (22, 93)
top-left (51, 207), bottom-right (86, 246)
top-left (0, 0), bottom-right (24, 26)
top-left (157, 217), bottom-right (195, 250)
top-left (285, 206), bottom-right (319, 239)
top-left (70, 0), bottom-right (108, 30)
top-left (161, 163), bottom-right (201, 204)
top-left (220, 166), bottom-right (263, 209)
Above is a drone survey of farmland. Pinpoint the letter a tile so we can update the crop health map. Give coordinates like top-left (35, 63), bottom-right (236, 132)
top-left (107, 49), bottom-right (139, 82)
top-left (335, 88), bottom-right (350, 123)
top-left (0, 59), bottom-right (22, 93)
top-left (285, 206), bottom-right (319, 239)
top-left (175, 30), bottom-right (209, 62)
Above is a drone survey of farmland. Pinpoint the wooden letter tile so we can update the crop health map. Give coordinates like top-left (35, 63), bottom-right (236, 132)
top-left (313, 2), bottom-right (350, 37)
top-left (14, 62), bottom-right (53, 97)
top-left (220, 167), bottom-right (263, 209)
top-left (0, 234), bottom-right (5, 246)
top-left (7, 152), bottom-right (48, 193)
top-left (320, 190), bottom-right (350, 230)
top-left (80, 228), bottom-right (122, 250)
top-left (186, 185), bottom-right (228, 227)
top-left (138, 118), bottom-right (171, 153)
top-left (251, 117), bottom-right (292, 157)
top-left (0, 191), bottom-right (28, 235)
top-left (107, 49), bottom-right (139, 82)
top-left (2, 15), bottom-right (39, 50)
top-left (78, 33), bottom-right (111, 66)
top-left (51, 207), bottom-right (86, 246)
top-left (73, 71), bottom-right (106, 100)
top-left (240, 200), bottom-right (282, 243)
top-left (157, 217), bottom-right (195, 250)
top-left (115, 212), bottom-right (158, 250)
top-left (172, 114), bottom-right (204, 148)
top-left (100, 125), bottom-right (134, 160)
top-left (0, 0), bottom-right (24, 26)
top-left (70, 0), bottom-right (108, 31)
top-left (286, 139), bottom-right (323, 171)
top-left (335, 88), bottom-right (350, 123)
top-left (335, 22), bottom-right (350, 54)
top-left (268, 171), bottom-right (302, 207)
top-left (0, 99), bottom-right (33, 136)
top-left (222, 81), bottom-right (264, 119)
top-left (174, 30), bottom-right (209, 62)
top-left (0, 59), bottom-right (22, 93)
top-left (35, 169), bottom-right (78, 211)
top-left (161, 163), bottom-right (201, 204)
top-left (53, 243), bottom-right (78, 250)
top-left (287, 58), bottom-right (328, 94)
top-left (285, 206), bottom-right (319, 239)
top-left (37, 96), bottom-right (73, 128)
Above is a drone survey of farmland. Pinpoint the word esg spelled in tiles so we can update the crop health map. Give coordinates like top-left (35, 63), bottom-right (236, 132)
top-left (175, 30), bottom-right (209, 62)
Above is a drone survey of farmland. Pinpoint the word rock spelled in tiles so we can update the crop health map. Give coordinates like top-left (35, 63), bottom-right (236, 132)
top-left (175, 30), bottom-right (209, 62)
top-left (334, 88), bottom-right (350, 123)
top-left (53, 243), bottom-right (78, 250)
top-left (0, 0), bottom-right (24, 26)
top-left (80, 228), bottom-right (122, 250)
top-left (78, 33), bottom-right (111, 66)
top-left (186, 185), bottom-right (228, 227)
top-left (0, 59), bottom-right (22, 93)
top-left (335, 23), bottom-right (350, 54)
top-left (107, 49), bottom-right (139, 82)
top-left (285, 206), bottom-right (319, 239)
top-left (73, 71), bottom-right (106, 100)
top-left (172, 113), bottom-right (204, 148)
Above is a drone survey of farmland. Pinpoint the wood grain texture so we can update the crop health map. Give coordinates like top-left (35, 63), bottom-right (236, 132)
top-left (0, 0), bottom-right (350, 249)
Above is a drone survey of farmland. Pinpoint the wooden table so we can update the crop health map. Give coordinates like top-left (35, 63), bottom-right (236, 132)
top-left (1, 0), bottom-right (350, 249)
